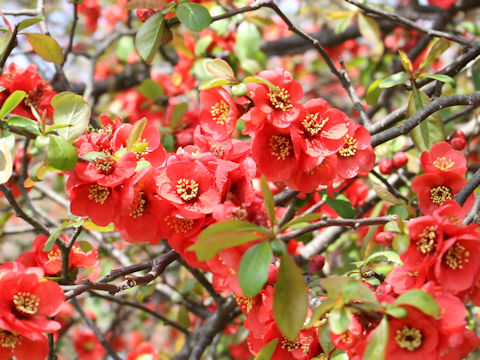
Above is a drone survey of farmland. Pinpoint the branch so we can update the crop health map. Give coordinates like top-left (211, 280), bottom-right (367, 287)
top-left (274, 188), bottom-right (299, 206)
top-left (0, 25), bottom-right (18, 71)
top-left (345, 0), bottom-right (474, 47)
top-left (464, 194), bottom-right (480, 224)
top-left (455, 167), bottom-right (480, 206)
top-left (64, 250), bottom-right (180, 300)
top-left (370, 93), bottom-right (480, 147)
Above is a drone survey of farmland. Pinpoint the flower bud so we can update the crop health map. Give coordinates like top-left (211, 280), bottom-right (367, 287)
top-left (392, 151), bottom-right (408, 168)
top-left (378, 158), bottom-right (393, 175)
top-left (308, 255), bottom-right (325, 275)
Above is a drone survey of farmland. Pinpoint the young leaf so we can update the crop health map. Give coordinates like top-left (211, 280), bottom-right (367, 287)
top-left (176, 2), bottom-right (211, 32)
top-left (379, 72), bottom-right (409, 88)
top-left (254, 339), bottom-right (278, 360)
top-left (199, 78), bottom-right (236, 91)
top-left (204, 59), bottom-right (237, 83)
top-left (170, 103), bottom-right (188, 130)
top-left (24, 33), bottom-right (64, 64)
top-left (135, 12), bottom-right (166, 62)
top-left (419, 38), bottom-right (450, 70)
top-left (371, 183), bottom-right (404, 205)
top-left (280, 213), bottom-right (323, 231)
top-left (365, 77), bottom-right (384, 107)
top-left (317, 322), bottom-right (335, 355)
top-left (53, 93), bottom-right (91, 142)
top-left (18, 15), bottom-right (44, 31)
top-left (43, 221), bottom-right (73, 251)
top-left (261, 176), bottom-right (276, 226)
top-left (188, 221), bottom-right (266, 261)
top-left (393, 233), bottom-right (410, 254)
top-left (126, 117), bottom-right (147, 151)
top-left (47, 135), bottom-right (78, 171)
top-left (393, 289), bottom-right (439, 318)
top-left (0, 90), bottom-right (26, 119)
top-left (419, 73), bottom-right (456, 88)
top-left (239, 241), bottom-right (272, 297)
top-left (365, 251), bottom-right (402, 266)
top-left (323, 193), bottom-right (355, 219)
top-left (273, 254), bottom-right (308, 342)
top-left (328, 307), bottom-right (351, 334)
top-left (398, 50), bottom-right (413, 74)
top-left (0, 138), bottom-right (12, 184)
top-left (138, 78), bottom-right (164, 100)
top-left (7, 116), bottom-right (40, 135)
top-left (407, 88), bottom-right (446, 151)
top-left (363, 316), bottom-right (389, 360)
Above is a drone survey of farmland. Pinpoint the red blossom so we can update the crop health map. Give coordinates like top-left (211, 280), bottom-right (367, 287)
top-left (420, 141), bottom-right (467, 175)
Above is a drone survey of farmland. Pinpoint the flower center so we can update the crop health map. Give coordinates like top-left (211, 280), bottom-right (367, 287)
top-left (165, 216), bottom-right (194, 234)
top-left (210, 144), bottom-right (226, 158)
top-left (269, 135), bottom-right (293, 160)
top-left (0, 329), bottom-right (21, 349)
top-left (210, 100), bottom-right (229, 125)
top-left (281, 336), bottom-right (301, 352)
top-left (302, 113), bottom-right (328, 137)
top-left (88, 184), bottom-right (110, 205)
top-left (416, 225), bottom-right (437, 254)
top-left (12, 292), bottom-right (40, 317)
top-left (433, 157), bottom-right (455, 171)
top-left (268, 88), bottom-right (292, 112)
top-left (94, 157), bottom-right (116, 175)
top-left (47, 248), bottom-right (61, 261)
top-left (444, 242), bottom-right (470, 270)
top-left (338, 134), bottom-right (358, 157)
top-left (430, 185), bottom-right (452, 205)
top-left (395, 326), bottom-right (422, 351)
top-left (176, 179), bottom-right (199, 201)
top-left (129, 192), bottom-right (147, 218)
top-left (233, 294), bottom-right (256, 313)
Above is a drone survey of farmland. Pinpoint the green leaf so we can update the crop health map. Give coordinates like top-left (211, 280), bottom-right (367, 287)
top-left (239, 241), bottom-right (271, 297)
top-left (0, 138), bottom-right (12, 184)
top-left (365, 251), bottom-right (402, 266)
top-left (28, 161), bottom-right (48, 183)
top-left (323, 193), bottom-right (355, 219)
top-left (116, 35), bottom-right (136, 62)
top-left (0, 90), bottom-right (26, 119)
top-left (419, 73), bottom-right (456, 88)
top-left (170, 103), bottom-right (188, 130)
top-left (254, 339), bottom-right (278, 360)
top-left (194, 35), bottom-right (213, 56)
top-left (261, 176), bottom-right (275, 226)
top-left (386, 306), bottom-right (408, 318)
top-left (138, 78), bottom-right (164, 100)
top-left (47, 135), bottom-right (78, 171)
top-left (398, 50), bottom-right (413, 74)
top-left (365, 77), bottom-right (384, 107)
top-left (342, 280), bottom-right (360, 302)
top-left (52, 93), bottom-right (91, 142)
top-left (306, 298), bottom-right (334, 328)
top-left (329, 307), bottom-right (351, 334)
top-left (407, 88), bottom-right (446, 151)
top-left (363, 316), bottom-right (388, 360)
top-left (18, 15), bottom-right (44, 31)
top-left (24, 33), bottom-right (64, 64)
top-left (232, 83), bottom-right (248, 97)
top-left (320, 276), bottom-right (380, 307)
top-left (419, 38), bottom-right (450, 70)
top-left (43, 221), bottom-right (73, 251)
top-left (318, 322), bottom-right (335, 355)
top-left (7, 116), bottom-right (40, 135)
top-left (273, 254), bottom-right (308, 342)
top-left (393, 233), bottom-right (410, 254)
top-left (394, 289), bottom-right (439, 318)
top-left (199, 78), bottom-right (236, 90)
top-left (135, 12), bottom-right (166, 62)
top-left (126, 117), bottom-right (147, 151)
top-left (125, 0), bottom-right (168, 10)
top-left (176, 2), bottom-right (211, 32)
top-left (280, 213), bottom-right (322, 231)
top-left (236, 21), bottom-right (261, 59)
top-left (379, 72), bottom-right (409, 88)
top-left (371, 183), bottom-right (404, 205)
top-left (204, 58), bottom-right (237, 83)
top-left (188, 221), bottom-right (266, 261)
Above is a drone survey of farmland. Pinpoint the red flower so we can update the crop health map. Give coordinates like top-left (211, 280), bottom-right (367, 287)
top-left (251, 124), bottom-right (300, 182)
top-left (385, 306), bottom-right (440, 359)
top-left (0, 318), bottom-right (49, 360)
top-left (428, 0), bottom-right (456, 9)
top-left (403, 216), bottom-right (443, 268)
top-left (335, 120), bottom-right (375, 179)
top-left (420, 141), bottom-right (467, 175)
top-left (157, 158), bottom-right (221, 218)
top-left (126, 341), bottom-right (159, 360)
top-left (199, 87), bottom-right (238, 141)
top-left (411, 172), bottom-right (473, 215)
top-left (74, 330), bottom-right (105, 360)
top-left (286, 154), bottom-right (337, 192)
top-left (17, 235), bottom-right (98, 275)
top-left (0, 266), bottom-right (64, 335)
top-left (243, 68), bottom-right (303, 129)
top-left (330, 316), bottom-right (363, 351)
top-left (292, 98), bottom-right (349, 157)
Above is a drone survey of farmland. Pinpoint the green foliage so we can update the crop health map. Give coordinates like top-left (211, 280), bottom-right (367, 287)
top-left (254, 339), bottom-right (278, 360)
top-left (47, 134), bottom-right (78, 171)
top-left (24, 33), bottom-right (64, 64)
top-left (0, 90), bottom-right (26, 119)
top-left (52, 93), bottom-right (91, 142)
top-left (176, 2), bottom-right (211, 31)
top-left (135, 12), bottom-right (166, 62)
top-left (138, 79), bottom-right (164, 100)
top-left (238, 241), bottom-right (271, 297)
top-left (363, 316), bottom-right (389, 360)
top-left (394, 289), bottom-right (439, 318)
top-left (323, 193), bottom-right (355, 219)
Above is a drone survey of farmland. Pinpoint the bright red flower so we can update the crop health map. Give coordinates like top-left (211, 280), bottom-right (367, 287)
top-left (0, 318), bottom-right (49, 360)
top-left (74, 329), bottom-right (105, 360)
top-left (126, 341), bottom-right (159, 360)
top-left (411, 172), bottom-right (473, 215)
top-left (420, 141), bottom-right (467, 175)
top-left (403, 216), bottom-right (443, 268)
top-left (0, 267), bottom-right (64, 335)
top-left (330, 315), bottom-right (363, 351)
top-left (17, 235), bottom-right (98, 275)
top-left (335, 120), bottom-right (375, 179)
top-left (428, 0), bottom-right (456, 9)
top-left (292, 98), bottom-right (349, 157)
top-left (199, 87), bottom-right (238, 141)
top-left (251, 124), bottom-right (300, 182)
